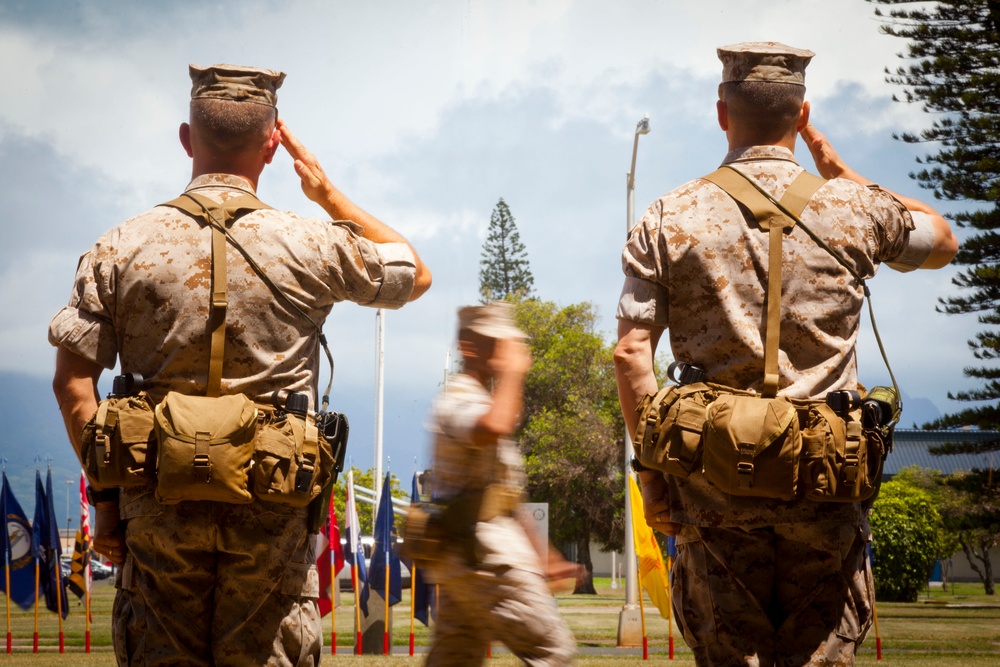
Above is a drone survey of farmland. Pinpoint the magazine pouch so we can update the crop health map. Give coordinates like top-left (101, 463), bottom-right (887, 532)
top-left (81, 393), bottom-right (157, 488)
top-left (634, 382), bottom-right (718, 477)
top-left (703, 394), bottom-right (800, 500)
top-left (801, 400), bottom-right (879, 503)
top-left (253, 409), bottom-right (335, 508)
top-left (153, 392), bottom-right (258, 505)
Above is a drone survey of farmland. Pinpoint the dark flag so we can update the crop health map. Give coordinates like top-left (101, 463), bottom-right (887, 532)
top-left (32, 470), bottom-right (68, 618)
top-left (406, 472), bottom-right (435, 626)
top-left (0, 473), bottom-right (36, 610)
top-left (360, 473), bottom-right (401, 615)
top-left (66, 473), bottom-right (91, 600)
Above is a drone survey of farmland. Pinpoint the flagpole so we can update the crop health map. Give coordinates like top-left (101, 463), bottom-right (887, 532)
top-left (6, 564), bottom-right (12, 653)
top-left (329, 500), bottom-right (336, 655)
top-left (55, 550), bottom-right (65, 653)
top-left (33, 560), bottom-right (39, 652)
top-left (638, 572), bottom-right (648, 661)
top-left (383, 549), bottom-right (390, 655)
top-left (408, 562), bottom-right (417, 656)
top-left (353, 560), bottom-right (362, 654)
top-left (667, 553), bottom-right (674, 660)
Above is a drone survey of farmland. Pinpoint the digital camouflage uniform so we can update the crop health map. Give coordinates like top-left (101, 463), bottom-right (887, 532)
top-left (49, 171), bottom-right (416, 666)
top-left (424, 373), bottom-right (575, 667)
top-left (617, 45), bottom-right (937, 666)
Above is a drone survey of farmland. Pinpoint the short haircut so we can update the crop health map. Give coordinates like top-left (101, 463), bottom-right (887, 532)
top-left (720, 81), bottom-right (805, 143)
top-left (189, 98), bottom-right (276, 155)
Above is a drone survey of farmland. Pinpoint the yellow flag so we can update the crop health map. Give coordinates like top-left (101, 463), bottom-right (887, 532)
top-left (629, 474), bottom-right (672, 620)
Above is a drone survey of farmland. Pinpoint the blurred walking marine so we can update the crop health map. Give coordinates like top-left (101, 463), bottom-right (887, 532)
top-left (415, 302), bottom-right (581, 667)
top-left (49, 63), bottom-right (431, 665)
top-left (613, 42), bottom-right (958, 666)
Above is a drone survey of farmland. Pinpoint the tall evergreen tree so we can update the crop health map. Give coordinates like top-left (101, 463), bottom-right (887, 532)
top-left (870, 0), bottom-right (1000, 434)
top-left (478, 198), bottom-right (535, 302)
top-left (872, 0), bottom-right (1000, 594)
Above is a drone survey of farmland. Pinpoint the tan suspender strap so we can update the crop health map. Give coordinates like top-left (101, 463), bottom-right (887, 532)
top-left (702, 168), bottom-right (826, 397)
top-left (207, 223), bottom-right (227, 397)
top-left (160, 193), bottom-right (273, 397)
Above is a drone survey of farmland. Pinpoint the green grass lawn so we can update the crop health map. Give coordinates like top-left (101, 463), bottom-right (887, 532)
top-left (0, 578), bottom-right (996, 665)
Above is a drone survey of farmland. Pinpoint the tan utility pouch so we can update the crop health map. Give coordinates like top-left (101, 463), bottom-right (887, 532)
top-left (153, 392), bottom-right (258, 505)
top-left (634, 382), bottom-right (718, 477)
top-left (800, 400), bottom-right (880, 503)
top-left (703, 394), bottom-right (801, 500)
top-left (80, 393), bottom-right (157, 488)
top-left (398, 502), bottom-right (450, 567)
top-left (252, 409), bottom-right (335, 507)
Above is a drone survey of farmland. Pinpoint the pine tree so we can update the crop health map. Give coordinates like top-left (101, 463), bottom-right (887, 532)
top-left (478, 198), bottom-right (535, 302)
top-left (872, 0), bottom-right (1000, 595)
top-left (870, 0), bottom-right (1000, 434)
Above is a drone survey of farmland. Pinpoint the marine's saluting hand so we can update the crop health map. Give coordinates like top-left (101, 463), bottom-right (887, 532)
top-left (277, 118), bottom-right (334, 206)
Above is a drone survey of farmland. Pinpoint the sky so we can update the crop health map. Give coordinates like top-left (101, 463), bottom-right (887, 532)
top-left (0, 0), bottom-right (979, 476)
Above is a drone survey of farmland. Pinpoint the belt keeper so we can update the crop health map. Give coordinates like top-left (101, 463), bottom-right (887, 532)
top-left (194, 432), bottom-right (212, 483)
top-left (97, 434), bottom-right (111, 466)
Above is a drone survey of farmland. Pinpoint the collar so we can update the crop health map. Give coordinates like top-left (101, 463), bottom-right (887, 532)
top-left (722, 145), bottom-right (799, 166)
top-left (184, 173), bottom-right (258, 196)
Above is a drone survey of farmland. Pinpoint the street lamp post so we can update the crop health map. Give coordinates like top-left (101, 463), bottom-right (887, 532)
top-left (617, 114), bottom-right (650, 648)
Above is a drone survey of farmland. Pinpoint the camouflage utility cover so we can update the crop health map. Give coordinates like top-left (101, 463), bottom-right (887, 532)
top-left (717, 41), bottom-right (814, 85)
top-left (49, 173), bottom-right (416, 408)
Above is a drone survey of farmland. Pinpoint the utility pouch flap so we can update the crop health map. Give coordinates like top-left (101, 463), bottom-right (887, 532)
top-left (81, 393), bottom-right (156, 488)
top-left (153, 392), bottom-right (258, 505)
top-left (703, 394), bottom-right (800, 500)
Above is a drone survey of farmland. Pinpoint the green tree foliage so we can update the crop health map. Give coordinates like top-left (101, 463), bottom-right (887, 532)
top-left (891, 465), bottom-right (998, 594)
top-left (869, 475), bottom-right (945, 602)
top-left (513, 300), bottom-right (625, 594)
top-left (479, 198), bottom-right (535, 302)
top-left (870, 0), bottom-right (1000, 436)
top-left (331, 467), bottom-right (406, 538)
top-left (937, 468), bottom-right (999, 594)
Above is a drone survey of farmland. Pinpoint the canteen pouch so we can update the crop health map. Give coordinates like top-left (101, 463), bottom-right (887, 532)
top-left (153, 392), bottom-right (258, 505)
top-left (253, 409), bottom-right (335, 508)
top-left (801, 401), bottom-right (880, 503)
top-left (80, 393), bottom-right (157, 488)
top-left (633, 382), bottom-right (717, 477)
top-left (703, 394), bottom-right (800, 500)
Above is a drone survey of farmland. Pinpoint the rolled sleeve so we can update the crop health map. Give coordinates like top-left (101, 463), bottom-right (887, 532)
top-left (48, 306), bottom-right (118, 369)
top-left (885, 211), bottom-right (937, 273)
top-left (324, 222), bottom-right (416, 310)
top-left (369, 242), bottom-right (417, 309)
top-left (48, 247), bottom-right (119, 369)
top-left (616, 276), bottom-right (669, 327)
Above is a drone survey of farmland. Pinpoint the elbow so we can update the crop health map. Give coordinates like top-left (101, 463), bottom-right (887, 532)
top-left (408, 264), bottom-right (433, 301)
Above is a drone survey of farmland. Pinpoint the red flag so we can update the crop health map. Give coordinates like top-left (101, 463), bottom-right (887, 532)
top-left (317, 487), bottom-right (345, 617)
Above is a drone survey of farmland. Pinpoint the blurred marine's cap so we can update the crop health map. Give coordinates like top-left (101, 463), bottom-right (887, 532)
top-left (458, 302), bottom-right (526, 340)
top-left (189, 63), bottom-right (286, 107)
top-left (717, 42), bottom-right (814, 86)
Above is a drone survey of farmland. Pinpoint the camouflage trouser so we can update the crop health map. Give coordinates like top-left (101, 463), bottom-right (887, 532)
top-left (672, 519), bottom-right (873, 667)
top-left (426, 563), bottom-right (576, 667)
top-left (113, 489), bottom-right (322, 666)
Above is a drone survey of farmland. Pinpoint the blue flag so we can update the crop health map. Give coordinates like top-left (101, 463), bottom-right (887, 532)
top-left (360, 472), bottom-right (401, 615)
top-left (407, 472), bottom-right (435, 626)
top-left (33, 470), bottom-right (68, 618)
top-left (0, 473), bottom-right (36, 610)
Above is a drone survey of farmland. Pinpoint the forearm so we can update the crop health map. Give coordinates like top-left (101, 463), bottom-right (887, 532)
top-left (475, 369), bottom-right (526, 443)
top-left (52, 346), bottom-right (102, 465)
top-left (614, 321), bottom-right (661, 441)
